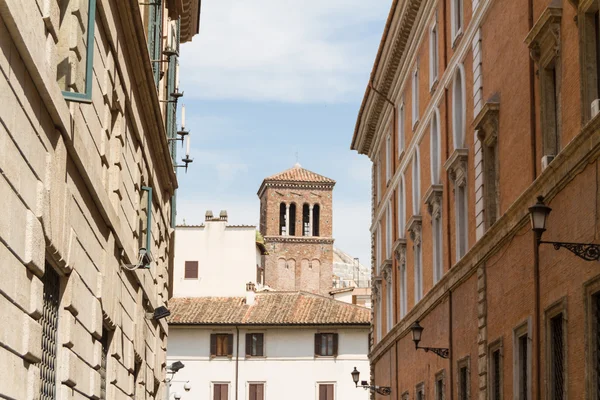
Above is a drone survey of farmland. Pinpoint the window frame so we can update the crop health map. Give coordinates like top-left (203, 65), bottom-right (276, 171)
top-left (399, 263), bottom-right (407, 318)
top-left (314, 333), bottom-right (338, 357)
top-left (585, 277), bottom-right (600, 400)
top-left (212, 382), bottom-right (230, 400)
top-left (452, 65), bottom-right (467, 149)
top-left (385, 272), bottom-right (393, 333)
top-left (412, 150), bottom-right (421, 215)
top-left (513, 319), bottom-right (532, 400)
top-left (248, 382), bottom-right (266, 400)
top-left (246, 332), bottom-right (265, 358)
top-left (416, 382), bottom-right (425, 400)
top-left (457, 356), bottom-right (470, 400)
top-left (61, 0), bottom-right (98, 103)
top-left (451, 0), bottom-right (464, 45)
top-left (430, 17), bottom-right (439, 89)
top-left (435, 369), bottom-right (446, 400)
top-left (398, 99), bottom-right (406, 156)
top-left (386, 201), bottom-right (393, 259)
top-left (412, 65), bottom-right (420, 128)
top-left (488, 338), bottom-right (503, 400)
top-left (184, 260), bottom-right (199, 279)
top-left (317, 382), bottom-right (336, 400)
top-left (210, 333), bottom-right (234, 358)
top-left (386, 133), bottom-right (393, 183)
top-left (545, 298), bottom-right (567, 400)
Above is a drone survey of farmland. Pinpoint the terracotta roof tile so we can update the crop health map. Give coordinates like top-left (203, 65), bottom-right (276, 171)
top-left (168, 291), bottom-right (370, 325)
top-left (264, 163), bottom-right (335, 184)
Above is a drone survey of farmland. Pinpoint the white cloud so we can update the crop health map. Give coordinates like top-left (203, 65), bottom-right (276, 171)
top-left (180, 0), bottom-right (391, 103)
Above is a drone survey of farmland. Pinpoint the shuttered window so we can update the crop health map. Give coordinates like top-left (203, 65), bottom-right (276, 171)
top-left (211, 334), bottom-right (234, 357)
top-left (246, 333), bottom-right (264, 357)
top-left (184, 261), bottom-right (199, 279)
top-left (314, 333), bottom-right (338, 357)
top-left (213, 383), bottom-right (229, 400)
top-left (319, 384), bottom-right (334, 400)
top-left (249, 383), bottom-right (265, 400)
top-left (550, 314), bottom-right (565, 400)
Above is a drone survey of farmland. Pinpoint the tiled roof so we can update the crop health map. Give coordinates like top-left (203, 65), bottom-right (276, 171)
top-left (168, 291), bottom-right (370, 325)
top-left (264, 163), bottom-right (335, 184)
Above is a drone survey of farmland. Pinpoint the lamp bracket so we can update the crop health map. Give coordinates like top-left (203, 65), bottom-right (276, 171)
top-left (357, 384), bottom-right (391, 396)
top-left (417, 345), bottom-right (450, 359)
top-left (540, 240), bottom-right (600, 262)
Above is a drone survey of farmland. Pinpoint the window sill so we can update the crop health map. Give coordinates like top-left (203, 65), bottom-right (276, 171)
top-left (210, 356), bottom-right (233, 360)
top-left (314, 355), bottom-right (337, 359)
top-left (245, 356), bottom-right (266, 360)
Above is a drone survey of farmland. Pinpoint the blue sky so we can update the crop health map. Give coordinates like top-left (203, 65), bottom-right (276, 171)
top-left (176, 0), bottom-right (391, 265)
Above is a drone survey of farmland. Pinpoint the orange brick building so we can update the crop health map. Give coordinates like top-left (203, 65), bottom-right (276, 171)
top-left (257, 164), bottom-right (336, 296)
top-left (351, 0), bottom-right (600, 399)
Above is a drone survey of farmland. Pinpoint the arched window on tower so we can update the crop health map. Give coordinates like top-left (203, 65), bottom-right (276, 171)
top-left (279, 203), bottom-right (286, 235)
top-left (289, 203), bottom-right (297, 236)
top-left (312, 204), bottom-right (320, 237)
top-left (302, 204), bottom-right (310, 236)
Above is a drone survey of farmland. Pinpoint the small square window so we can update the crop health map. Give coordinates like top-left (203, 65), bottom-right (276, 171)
top-left (184, 261), bottom-right (199, 279)
top-left (211, 334), bottom-right (233, 358)
top-left (246, 333), bottom-right (265, 357)
top-left (315, 333), bottom-right (338, 357)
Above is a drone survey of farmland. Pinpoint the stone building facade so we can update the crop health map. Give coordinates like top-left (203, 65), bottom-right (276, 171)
top-left (351, 0), bottom-right (600, 399)
top-left (257, 163), bottom-right (335, 296)
top-left (0, 0), bottom-right (199, 398)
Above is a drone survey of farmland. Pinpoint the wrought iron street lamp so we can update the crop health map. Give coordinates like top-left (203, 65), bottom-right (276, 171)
top-left (529, 196), bottom-right (600, 261)
top-left (410, 320), bottom-right (450, 359)
top-left (351, 367), bottom-right (391, 396)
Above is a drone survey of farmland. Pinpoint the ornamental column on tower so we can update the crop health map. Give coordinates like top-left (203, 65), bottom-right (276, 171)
top-left (257, 163), bottom-right (336, 296)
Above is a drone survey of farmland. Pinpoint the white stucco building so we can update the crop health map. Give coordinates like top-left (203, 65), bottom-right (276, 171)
top-left (173, 211), bottom-right (264, 298)
top-left (167, 290), bottom-right (371, 400)
top-left (168, 211), bottom-right (371, 400)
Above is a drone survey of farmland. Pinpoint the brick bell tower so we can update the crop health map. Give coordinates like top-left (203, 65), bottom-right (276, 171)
top-left (257, 163), bottom-right (336, 295)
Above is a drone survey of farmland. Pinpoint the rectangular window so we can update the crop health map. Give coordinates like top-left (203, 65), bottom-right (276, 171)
top-left (433, 216), bottom-right (443, 284)
top-left (386, 202), bottom-right (393, 259)
top-left (386, 278), bottom-right (393, 333)
top-left (514, 324), bottom-right (530, 400)
top-left (376, 222), bottom-right (382, 275)
top-left (211, 334), bottom-right (234, 358)
top-left (400, 264), bottom-right (407, 318)
top-left (436, 372), bottom-right (445, 400)
top-left (246, 333), bottom-right (264, 357)
top-left (541, 65), bottom-right (561, 160)
top-left (412, 67), bottom-right (420, 127)
top-left (315, 333), bottom-right (338, 357)
top-left (56, 0), bottom-right (97, 102)
top-left (249, 383), bottom-right (265, 400)
top-left (40, 265), bottom-right (60, 400)
top-left (213, 383), bottom-right (229, 400)
top-left (184, 261), bottom-right (199, 279)
top-left (416, 383), bottom-right (425, 400)
top-left (430, 21), bottom-right (439, 88)
top-left (457, 185), bottom-right (468, 260)
top-left (386, 134), bottom-right (392, 182)
top-left (452, 0), bottom-right (463, 41)
top-left (549, 314), bottom-right (565, 400)
top-left (490, 348), bottom-right (502, 400)
top-left (459, 366), bottom-right (468, 400)
top-left (398, 101), bottom-right (406, 155)
top-left (414, 244), bottom-right (423, 302)
top-left (377, 161), bottom-right (382, 202)
top-left (319, 384), bottom-right (334, 400)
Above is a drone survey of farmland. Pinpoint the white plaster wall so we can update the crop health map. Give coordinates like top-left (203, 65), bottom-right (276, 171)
top-left (332, 291), bottom-right (353, 304)
top-left (174, 224), bottom-right (257, 297)
top-left (167, 326), bottom-right (370, 400)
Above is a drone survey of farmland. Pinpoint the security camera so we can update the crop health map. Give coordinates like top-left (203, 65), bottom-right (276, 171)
top-left (184, 382), bottom-right (191, 392)
top-left (174, 392), bottom-right (182, 400)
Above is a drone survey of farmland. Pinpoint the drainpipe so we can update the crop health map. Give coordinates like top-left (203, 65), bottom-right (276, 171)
top-left (235, 325), bottom-right (240, 400)
top-left (449, 290), bottom-right (453, 400)
top-left (528, 1), bottom-right (541, 398)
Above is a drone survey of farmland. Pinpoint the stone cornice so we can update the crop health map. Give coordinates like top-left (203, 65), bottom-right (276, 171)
top-left (264, 236), bottom-right (335, 245)
top-left (444, 148), bottom-right (469, 188)
top-left (368, 111), bottom-right (600, 364)
top-left (424, 184), bottom-right (443, 219)
top-left (381, 259), bottom-right (393, 280)
top-left (393, 239), bottom-right (407, 267)
top-left (257, 181), bottom-right (335, 198)
top-left (406, 215), bottom-right (423, 245)
top-left (474, 102), bottom-right (500, 146)
top-left (525, 5), bottom-right (562, 68)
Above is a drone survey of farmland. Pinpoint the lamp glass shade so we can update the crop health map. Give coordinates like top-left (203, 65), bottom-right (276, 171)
top-left (410, 320), bottom-right (424, 344)
top-left (528, 196), bottom-right (552, 232)
top-left (351, 367), bottom-right (360, 385)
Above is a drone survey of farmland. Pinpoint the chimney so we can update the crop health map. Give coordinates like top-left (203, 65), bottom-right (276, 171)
top-left (205, 210), bottom-right (213, 221)
top-left (219, 210), bottom-right (228, 222)
top-left (245, 282), bottom-right (256, 306)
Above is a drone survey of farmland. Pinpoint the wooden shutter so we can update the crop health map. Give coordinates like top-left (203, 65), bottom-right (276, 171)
top-left (314, 333), bottom-right (321, 356)
top-left (256, 333), bottom-right (264, 356)
top-left (210, 334), bottom-right (217, 357)
top-left (184, 261), bottom-right (198, 279)
top-left (227, 333), bottom-right (234, 357)
top-left (221, 384), bottom-right (228, 399)
top-left (327, 384), bottom-right (334, 400)
top-left (246, 333), bottom-right (252, 357)
top-left (319, 384), bottom-right (327, 400)
top-left (249, 384), bottom-right (256, 400)
top-left (332, 334), bottom-right (338, 357)
top-left (257, 383), bottom-right (264, 400)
